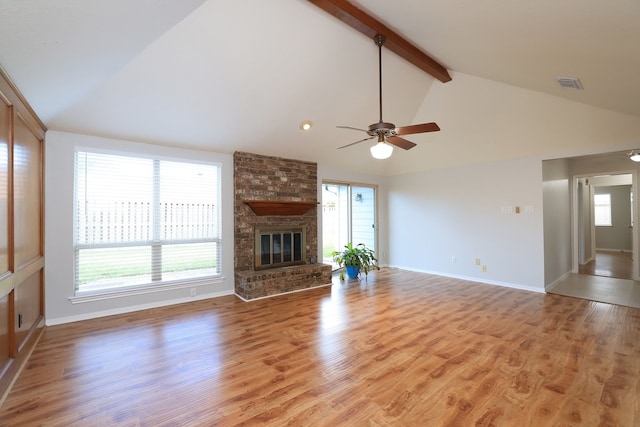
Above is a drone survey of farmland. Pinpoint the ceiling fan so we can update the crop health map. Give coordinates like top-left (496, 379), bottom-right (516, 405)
top-left (337, 34), bottom-right (440, 159)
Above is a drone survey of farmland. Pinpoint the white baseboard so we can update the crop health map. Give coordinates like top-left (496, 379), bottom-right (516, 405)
top-left (388, 265), bottom-right (546, 294)
top-left (596, 248), bottom-right (632, 253)
top-left (545, 270), bottom-right (573, 292)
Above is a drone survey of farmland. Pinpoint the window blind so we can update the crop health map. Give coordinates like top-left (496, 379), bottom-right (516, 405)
top-left (594, 193), bottom-right (612, 226)
top-left (73, 150), bottom-right (221, 294)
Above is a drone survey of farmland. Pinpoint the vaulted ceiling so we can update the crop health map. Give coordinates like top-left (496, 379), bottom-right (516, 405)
top-left (1, 0), bottom-right (639, 175)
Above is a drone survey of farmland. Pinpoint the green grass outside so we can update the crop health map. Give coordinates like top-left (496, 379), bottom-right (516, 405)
top-left (78, 243), bottom-right (217, 285)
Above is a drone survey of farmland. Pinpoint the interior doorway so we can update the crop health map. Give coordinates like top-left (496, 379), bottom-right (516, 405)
top-left (574, 173), bottom-right (636, 280)
top-left (548, 155), bottom-right (640, 308)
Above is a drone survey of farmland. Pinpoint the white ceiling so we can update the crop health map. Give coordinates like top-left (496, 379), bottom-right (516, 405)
top-left (1, 0), bottom-right (639, 175)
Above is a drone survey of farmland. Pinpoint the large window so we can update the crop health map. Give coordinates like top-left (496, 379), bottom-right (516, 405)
top-left (594, 193), bottom-right (612, 226)
top-left (74, 150), bottom-right (221, 295)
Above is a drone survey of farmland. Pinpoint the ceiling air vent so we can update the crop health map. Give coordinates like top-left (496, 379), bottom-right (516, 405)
top-left (555, 77), bottom-right (584, 90)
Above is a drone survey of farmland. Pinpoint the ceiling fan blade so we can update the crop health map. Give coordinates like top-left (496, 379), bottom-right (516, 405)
top-left (395, 122), bottom-right (440, 135)
top-left (337, 125), bottom-right (369, 133)
top-left (387, 136), bottom-right (417, 150)
top-left (337, 136), bottom-right (375, 149)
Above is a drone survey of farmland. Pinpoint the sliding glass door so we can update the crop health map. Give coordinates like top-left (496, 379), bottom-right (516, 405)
top-left (322, 182), bottom-right (377, 267)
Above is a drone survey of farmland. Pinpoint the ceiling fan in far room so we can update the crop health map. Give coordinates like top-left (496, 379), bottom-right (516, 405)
top-left (337, 34), bottom-right (441, 159)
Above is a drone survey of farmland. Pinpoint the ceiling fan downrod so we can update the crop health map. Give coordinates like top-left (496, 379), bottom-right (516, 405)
top-left (374, 34), bottom-right (385, 124)
top-left (334, 33), bottom-right (439, 153)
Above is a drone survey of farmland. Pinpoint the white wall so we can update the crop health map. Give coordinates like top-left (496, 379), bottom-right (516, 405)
top-left (44, 131), bottom-right (235, 325)
top-left (384, 73), bottom-right (640, 176)
top-left (381, 72), bottom-right (640, 292)
top-left (542, 158), bottom-right (572, 287)
top-left (386, 156), bottom-right (545, 292)
top-left (43, 73), bottom-right (640, 321)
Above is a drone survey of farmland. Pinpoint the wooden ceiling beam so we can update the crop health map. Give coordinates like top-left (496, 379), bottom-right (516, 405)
top-left (307, 0), bottom-right (452, 83)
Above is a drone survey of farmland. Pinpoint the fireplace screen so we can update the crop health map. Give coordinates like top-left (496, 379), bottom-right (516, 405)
top-left (255, 226), bottom-right (306, 269)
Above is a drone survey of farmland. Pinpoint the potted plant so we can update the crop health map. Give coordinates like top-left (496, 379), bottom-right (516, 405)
top-left (331, 242), bottom-right (379, 280)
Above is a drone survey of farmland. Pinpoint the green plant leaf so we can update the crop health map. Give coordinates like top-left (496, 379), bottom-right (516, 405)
top-left (331, 242), bottom-right (379, 280)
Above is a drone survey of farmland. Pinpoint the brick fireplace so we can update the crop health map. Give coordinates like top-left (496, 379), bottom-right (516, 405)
top-left (234, 151), bottom-right (332, 300)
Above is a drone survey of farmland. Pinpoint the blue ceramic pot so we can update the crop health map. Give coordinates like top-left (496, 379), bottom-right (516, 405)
top-left (346, 265), bottom-right (360, 279)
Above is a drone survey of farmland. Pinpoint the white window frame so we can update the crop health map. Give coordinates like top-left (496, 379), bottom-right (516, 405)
top-left (321, 181), bottom-right (378, 268)
top-left (594, 193), bottom-right (612, 226)
top-left (71, 148), bottom-right (222, 301)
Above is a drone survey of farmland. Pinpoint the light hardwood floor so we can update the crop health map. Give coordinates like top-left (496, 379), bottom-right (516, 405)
top-left (579, 250), bottom-right (633, 280)
top-left (1, 268), bottom-right (639, 426)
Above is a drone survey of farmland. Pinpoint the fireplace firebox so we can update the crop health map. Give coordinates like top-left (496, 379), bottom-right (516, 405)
top-left (255, 226), bottom-right (306, 269)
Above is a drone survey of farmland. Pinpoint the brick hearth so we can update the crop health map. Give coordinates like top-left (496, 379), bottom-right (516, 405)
top-left (233, 151), bottom-right (332, 300)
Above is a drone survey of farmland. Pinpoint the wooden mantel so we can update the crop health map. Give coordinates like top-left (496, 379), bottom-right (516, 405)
top-left (244, 200), bottom-right (318, 216)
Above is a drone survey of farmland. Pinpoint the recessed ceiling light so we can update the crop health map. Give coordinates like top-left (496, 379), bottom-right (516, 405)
top-left (300, 120), bottom-right (313, 131)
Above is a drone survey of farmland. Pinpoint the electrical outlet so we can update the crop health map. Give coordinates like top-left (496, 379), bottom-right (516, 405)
top-left (451, 256), bottom-right (456, 263)
top-left (482, 265), bottom-right (487, 272)
top-left (475, 258), bottom-right (481, 265)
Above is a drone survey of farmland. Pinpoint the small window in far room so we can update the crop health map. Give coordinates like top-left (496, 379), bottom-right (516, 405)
top-left (594, 193), bottom-right (612, 226)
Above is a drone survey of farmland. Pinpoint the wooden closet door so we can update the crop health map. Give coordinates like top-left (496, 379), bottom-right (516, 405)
top-left (0, 95), bottom-right (10, 379)
top-left (0, 64), bottom-right (46, 398)
top-left (13, 113), bottom-right (42, 268)
top-left (12, 113), bottom-right (43, 351)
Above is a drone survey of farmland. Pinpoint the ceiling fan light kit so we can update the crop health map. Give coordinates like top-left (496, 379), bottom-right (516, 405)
top-left (370, 141), bottom-right (393, 159)
top-left (335, 34), bottom-right (441, 159)
top-left (628, 151), bottom-right (640, 162)
top-left (307, 0), bottom-right (449, 160)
